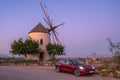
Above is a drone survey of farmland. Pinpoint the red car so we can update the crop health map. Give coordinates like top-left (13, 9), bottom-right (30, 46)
top-left (55, 59), bottom-right (95, 76)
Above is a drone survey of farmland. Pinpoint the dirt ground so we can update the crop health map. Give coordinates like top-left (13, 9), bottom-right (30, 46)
top-left (0, 66), bottom-right (119, 80)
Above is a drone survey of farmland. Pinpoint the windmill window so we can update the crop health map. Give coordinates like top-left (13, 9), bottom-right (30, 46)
top-left (40, 39), bottom-right (43, 45)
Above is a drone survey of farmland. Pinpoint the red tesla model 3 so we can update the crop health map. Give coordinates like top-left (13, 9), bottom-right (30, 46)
top-left (55, 59), bottom-right (95, 76)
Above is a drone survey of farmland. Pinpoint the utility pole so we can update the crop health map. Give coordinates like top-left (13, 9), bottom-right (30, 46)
top-left (92, 53), bottom-right (96, 58)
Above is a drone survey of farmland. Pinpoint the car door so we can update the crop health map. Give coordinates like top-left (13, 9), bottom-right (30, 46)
top-left (64, 60), bottom-right (74, 72)
top-left (59, 60), bottom-right (66, 71)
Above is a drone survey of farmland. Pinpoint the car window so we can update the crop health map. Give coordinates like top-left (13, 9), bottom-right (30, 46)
top-left (71, 59), bottom-right (84, 65)
top-left (65, 60), bottom-right (71, 65)
top-left (59, 60), bottom-right (66, 64)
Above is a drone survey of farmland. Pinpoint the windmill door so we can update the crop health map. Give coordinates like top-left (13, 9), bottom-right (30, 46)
top-left (39, 52), bottom-right (44, 61)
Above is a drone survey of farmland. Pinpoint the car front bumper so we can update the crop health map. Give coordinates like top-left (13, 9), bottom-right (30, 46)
top-left (79, 69), bottom-right (95, 75)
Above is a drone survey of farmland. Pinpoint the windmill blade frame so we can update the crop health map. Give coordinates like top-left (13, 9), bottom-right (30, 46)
top-left (43, 17), bottom-right (51, 27)
top-left (55, 23), bottom-right (65, 28)
top-left (40, 1), bottom-right (53, 27)
top-left (48, 23), bottom-right (65, 32)
top-left (54, 30), bottom-right (59, 35)
top-left (40, 1), bottom-right (65, 44)
top-left (52, 30), bottom-right (60, 44)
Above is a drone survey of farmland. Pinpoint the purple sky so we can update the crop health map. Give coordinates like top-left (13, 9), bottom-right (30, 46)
top-left (0, 0), bottom-right (120, 58)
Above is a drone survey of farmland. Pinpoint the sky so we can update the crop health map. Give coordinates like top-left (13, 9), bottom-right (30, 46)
top-left (0, 0), bottom-right (120, 58)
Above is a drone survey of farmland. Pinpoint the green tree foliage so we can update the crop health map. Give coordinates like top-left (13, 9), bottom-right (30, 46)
top-left (10, 38), bottom-right (40, 57)
top-left (24, 38), bottom-right (40, 54)
top-left (46, 43), bottom-right (65, 57)
top-left (107, 38), bottom-right (120, 64)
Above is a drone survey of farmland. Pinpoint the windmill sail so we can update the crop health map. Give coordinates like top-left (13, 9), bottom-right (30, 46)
top-left (40, 1), bottom-right (64, 44)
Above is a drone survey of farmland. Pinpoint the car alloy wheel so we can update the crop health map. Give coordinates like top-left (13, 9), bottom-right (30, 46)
top-left (56, 66), bottom-right (60, 72)
top-left (74, 69), bottom-right (80, 76)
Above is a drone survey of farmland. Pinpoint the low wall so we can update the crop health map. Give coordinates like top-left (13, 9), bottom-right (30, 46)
top-left (0, 62), bottom-right (55, 66)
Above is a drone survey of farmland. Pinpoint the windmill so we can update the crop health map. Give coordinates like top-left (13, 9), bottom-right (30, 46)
top-left (40, 1), bottom-right (65, 44)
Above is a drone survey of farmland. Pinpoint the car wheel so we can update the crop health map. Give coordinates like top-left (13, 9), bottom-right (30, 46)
top-left (74, 69), bottom-right (80, 76)
top-left (56, 66), bottom-right (60, 72)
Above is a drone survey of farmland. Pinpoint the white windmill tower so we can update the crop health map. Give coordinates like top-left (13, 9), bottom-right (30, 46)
top-left (27, 2), bottom-right (64, 61)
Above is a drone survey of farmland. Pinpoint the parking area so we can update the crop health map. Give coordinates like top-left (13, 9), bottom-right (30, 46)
top-left (0, 66), bottom-right (119, 80)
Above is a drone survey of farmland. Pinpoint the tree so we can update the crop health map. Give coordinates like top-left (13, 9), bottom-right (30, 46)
top-left (10, 38), bottom-right (40, 57)
top-left (46, 43), bottom-right (65, 58)
top-left (107, 38), bottom-right (120, 64)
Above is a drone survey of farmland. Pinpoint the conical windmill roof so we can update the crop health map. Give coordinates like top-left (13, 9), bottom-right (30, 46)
top-left (29, 23), bottom-right (49, 34)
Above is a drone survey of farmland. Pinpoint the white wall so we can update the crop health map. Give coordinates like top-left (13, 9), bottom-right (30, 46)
top-left (28, 32), bottom-right (51, 61)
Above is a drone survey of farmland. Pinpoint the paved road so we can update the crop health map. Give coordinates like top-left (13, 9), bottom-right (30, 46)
top-left (0, 66), bottom-right (119, 80)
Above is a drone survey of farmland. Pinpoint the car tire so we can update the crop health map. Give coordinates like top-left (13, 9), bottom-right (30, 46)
top-left (74, 69), bottom-right (80, 76)
top-left (56, 66), bottom-right (60, 72)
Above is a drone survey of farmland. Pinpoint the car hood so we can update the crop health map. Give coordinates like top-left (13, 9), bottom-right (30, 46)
top-left (77, 64), bottom-right (93, 69)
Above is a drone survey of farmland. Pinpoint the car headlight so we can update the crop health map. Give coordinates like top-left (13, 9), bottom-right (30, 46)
top-left (91, 66), bottom-right (95, 69)
top-left (79, 66), bottom-right (85, 70)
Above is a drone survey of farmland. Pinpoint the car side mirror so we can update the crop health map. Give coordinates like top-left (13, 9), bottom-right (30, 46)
top-left (69, 63), bottom-right (72, 65)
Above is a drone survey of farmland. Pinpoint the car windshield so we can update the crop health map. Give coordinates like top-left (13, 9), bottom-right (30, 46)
top-left (71, 59), bottom-right (84, 65)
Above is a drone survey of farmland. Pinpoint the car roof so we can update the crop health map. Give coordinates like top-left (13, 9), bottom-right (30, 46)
top-left (59, 58), bottom-right (78, 61)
